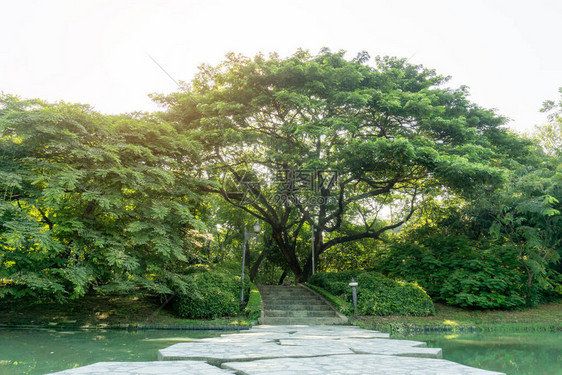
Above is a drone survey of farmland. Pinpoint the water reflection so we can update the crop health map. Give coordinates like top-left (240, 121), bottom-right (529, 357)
top-left (0, 328), bottom-right (220, 375)
top-left (403, 331), bottom-right (562, 375)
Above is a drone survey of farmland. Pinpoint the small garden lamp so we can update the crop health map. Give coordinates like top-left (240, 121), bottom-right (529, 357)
top-left (349, 277), bottom-right (358, 314)
top-left (241, 221), bottom-right (261, 304)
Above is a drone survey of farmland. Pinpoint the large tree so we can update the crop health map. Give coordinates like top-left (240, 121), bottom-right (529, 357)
top-left (157, 49), bottom-right (522, 282)
top-left (0, 95), bottom-right (205, 300)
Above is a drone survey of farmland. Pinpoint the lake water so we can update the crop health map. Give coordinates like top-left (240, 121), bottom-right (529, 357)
top-left (405, 331), bottom-right (562, 375)
top-left (0, 328), bottom-right (221, 374)
top-left (0, 328), bottom-right (560, 374)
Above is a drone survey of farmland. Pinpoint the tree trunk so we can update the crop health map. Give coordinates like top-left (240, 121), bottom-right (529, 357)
top-left (272, 230), bottom-right (304, 282)
top-left (278, 268), bottom-right (288, 285)
top-left (249, 247), bottom-right (271, 282)
top-left (526, 271), bottom-right (534, 288)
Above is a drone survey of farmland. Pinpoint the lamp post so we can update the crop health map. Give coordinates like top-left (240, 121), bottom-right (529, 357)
top-left (311, 225), bottom-right (315, 275)
top-left (240, 221), bottom-right (261, 304)
top-left (349, 277), bottom-right (358, 314)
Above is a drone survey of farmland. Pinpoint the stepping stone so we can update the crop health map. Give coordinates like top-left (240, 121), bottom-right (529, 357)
top-left (288, 328), bottom-right (390, 339)
top-left (222, 354), bottom-right (506, 375)
top-left (246, 325), bottom-right (389, 338)
top-left (158, 342), bottom-right (354, 363)
top-left (45, 361), bottom-right (233, 375)
top-left (278, 338), bottom-right (443, 358)
top-left (208, 332), bottom-right (294, 341)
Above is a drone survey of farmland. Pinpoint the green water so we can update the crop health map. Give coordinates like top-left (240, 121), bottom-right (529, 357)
top-left (0, 329), bottom-right (560, 375)
top-left (404, 331), bottom-right (562, 375)
top-left (0, 328), bottom-right (220, 375)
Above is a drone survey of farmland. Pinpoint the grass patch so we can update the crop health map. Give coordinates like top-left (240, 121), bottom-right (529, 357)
top-left (354, 300), bottom-right (562, 333)
top-left (304, 283), bottom-right (353, 315)
top-left (244, 283), bottom-right (262, 322)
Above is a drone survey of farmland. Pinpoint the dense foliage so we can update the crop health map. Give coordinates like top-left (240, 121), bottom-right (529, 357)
top-left (378, 232), bottom-right (528, 309)
top-left (371, 89), bottom-right (562, 309)
top-left (376, 158), bottom-right (562, 308)
top-left (489, 165), bottom-right (562, 302)
top-left (308, 271), bottom-right (434, 316)
top-left (0, 95), bottom-right (205, 301)
top-left (173, 264), bottom-right (248, 319)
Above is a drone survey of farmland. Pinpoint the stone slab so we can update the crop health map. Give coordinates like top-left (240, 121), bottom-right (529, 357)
top-left (244, 325), bottom-right (390, 338)
top-left (46, 361), bottom-right (233, 375)
top-left (158, 342), bottom-right (354, 363)
top-left (208, 331), bottom-right (294, 341)
top-left (158, 326), bottom-right (394, 363)
top-left (278, 338), bottom-right (442, 358)
top-left (289, 331), bottom-right (390, 339)
top-left (222, 354), bottom-right (505, 375)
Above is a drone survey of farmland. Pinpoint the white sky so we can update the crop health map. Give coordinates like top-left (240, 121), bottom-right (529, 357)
top-left (1, 0), bottom-right (561, 132)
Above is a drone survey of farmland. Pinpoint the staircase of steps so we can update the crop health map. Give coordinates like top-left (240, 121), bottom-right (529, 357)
top-left (258, 285), bottom-right (348, 325)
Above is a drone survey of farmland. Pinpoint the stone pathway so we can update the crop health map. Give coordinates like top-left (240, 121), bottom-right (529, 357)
top-left (223, 354), bottom-right (504, 375)
top-left (46, 361), bottom-right (233, 375)
top-left (48, 325), bottom-right (505, 375)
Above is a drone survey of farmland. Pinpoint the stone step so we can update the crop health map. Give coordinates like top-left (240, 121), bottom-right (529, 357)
top-left (261, 290), bottom-right (322, 296)
top-left (262, 303), bottom-right (332, 311)
top-left (258, 316), bottom-right (347, 325)
top-left (263, 300), bottom-right (330, 306)
top-left (262, 300), bottom-right (325, 305)
top-left (259, 290), bottom-right (310, 296)
top-left (260, 293), bottom-right (320, 299)
top-left (264, 309), bottom-right (337, 318)
top-left (257, 284), bottom-right (348, 326)
top-left (260, 289), bottom-right (318, 294)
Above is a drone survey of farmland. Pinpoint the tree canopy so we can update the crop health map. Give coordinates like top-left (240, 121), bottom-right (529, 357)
top-left (0, 95), bottom-right (206, 300)
top-left (156, 49), bottom-right (527, 282)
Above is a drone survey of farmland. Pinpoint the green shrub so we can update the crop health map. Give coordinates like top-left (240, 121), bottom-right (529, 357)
top-left (308, 271), bottom-right (434, 316)
top-left (173, 266), bottom-right (248, 319)
top-left (377, 234), bottom-right (528, 309)
top-left (244, 283), bottom-right (262, 321)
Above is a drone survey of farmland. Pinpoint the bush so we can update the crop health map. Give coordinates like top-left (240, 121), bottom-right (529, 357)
top-left (377, 234), bottom-right (528, 309)
top-left (173, 265), bottom-right (248, 319)
top-left (308, 271), bottom-right (434, 316)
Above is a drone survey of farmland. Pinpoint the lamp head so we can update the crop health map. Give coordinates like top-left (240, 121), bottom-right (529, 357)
top-left (253, 222), bottom-right (262, 234)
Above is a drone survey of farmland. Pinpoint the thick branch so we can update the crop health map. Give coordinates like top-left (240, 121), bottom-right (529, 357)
top-left (320, 187), bottom-right (418, 252)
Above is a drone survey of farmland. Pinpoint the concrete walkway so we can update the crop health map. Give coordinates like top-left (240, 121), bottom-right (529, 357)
top-left (48, 325), bottom-right (505, 375)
